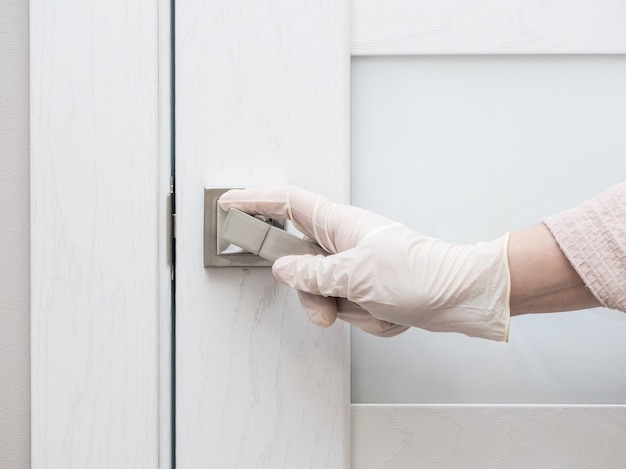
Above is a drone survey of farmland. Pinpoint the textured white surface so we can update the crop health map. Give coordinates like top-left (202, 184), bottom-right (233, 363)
top-left (30, 0), bottom-right (165, 467)
top-left (175, 0), bottom-right (350, 466)
top-left (352, 0), bottom-right (626, 55)
top-left (352, 405), bottom-right (626, 468)
top-left (0, 1), bottom-right (30, 468)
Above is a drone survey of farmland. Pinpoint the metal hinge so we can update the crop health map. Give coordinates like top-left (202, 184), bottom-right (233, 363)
top-left (167, 176), bottom-right (176, 280)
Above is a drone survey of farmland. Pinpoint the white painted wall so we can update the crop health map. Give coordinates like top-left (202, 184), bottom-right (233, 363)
top-left (0, 0), bottom-right (30, 468)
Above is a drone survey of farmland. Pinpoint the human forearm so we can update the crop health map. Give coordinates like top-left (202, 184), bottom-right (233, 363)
top-left (508, 223), bottom-right (601, 316)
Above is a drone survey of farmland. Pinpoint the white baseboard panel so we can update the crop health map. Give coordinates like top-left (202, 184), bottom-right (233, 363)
top-left (352, 404), bottom-right (626, 468)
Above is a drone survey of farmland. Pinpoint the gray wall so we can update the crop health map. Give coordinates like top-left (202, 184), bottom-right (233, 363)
top-left (0, 0), bottom-right (30, 468)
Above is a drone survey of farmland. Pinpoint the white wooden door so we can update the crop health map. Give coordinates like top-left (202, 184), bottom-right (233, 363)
top-left (176, 1), bottom-right (626, 467)
top-left (31, 0), bottom-right (626, 467)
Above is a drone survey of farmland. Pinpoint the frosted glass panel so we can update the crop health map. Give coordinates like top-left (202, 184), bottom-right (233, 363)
top-left (351, 55), bottom-right (626, 404)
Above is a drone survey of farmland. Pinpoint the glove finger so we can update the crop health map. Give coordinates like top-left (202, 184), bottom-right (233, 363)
top-left (296, 290), bottom-right (337, 328)
top-left (276, 254), bottom-right (408, 337)
top-left (335, 299), bottom-right (410, 338)
top-left (297, 292), bottom-right (408, 337)
top-left (219, 186), bottom-right (371, 253)
top-left (218, 186), bottom-right (324, 242)
top-left (273, 253), bottom-right (354, 299)
top-left (288, 187), bottom-right (373, 253)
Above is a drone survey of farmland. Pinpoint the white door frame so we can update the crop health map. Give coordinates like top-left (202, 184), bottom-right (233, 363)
top-left (30, 0), bottom-right (172, 466)
top-left (31, 0), bottom-right (626, 467)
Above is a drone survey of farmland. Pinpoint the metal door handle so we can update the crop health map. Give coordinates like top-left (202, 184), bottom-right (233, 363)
top-left (204, 188), bottom-right (327, 268)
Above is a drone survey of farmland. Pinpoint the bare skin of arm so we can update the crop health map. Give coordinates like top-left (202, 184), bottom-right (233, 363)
top-left (508, 223), bottom-right (601, 316)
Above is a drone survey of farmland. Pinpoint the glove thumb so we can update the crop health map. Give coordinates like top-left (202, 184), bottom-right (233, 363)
top-left (296, 291), bottom-right (338, 328)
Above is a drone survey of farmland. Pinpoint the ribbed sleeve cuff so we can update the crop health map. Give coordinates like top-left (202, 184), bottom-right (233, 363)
top-left (543, 182), bottom-right (626, 313)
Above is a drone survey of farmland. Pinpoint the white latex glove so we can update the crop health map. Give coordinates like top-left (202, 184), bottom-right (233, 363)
top-left (219, 186), bottom-right (511, 341)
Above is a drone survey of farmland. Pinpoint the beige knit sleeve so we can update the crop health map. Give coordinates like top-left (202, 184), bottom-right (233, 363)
top-left (543, 182), bottom-right (626, 312)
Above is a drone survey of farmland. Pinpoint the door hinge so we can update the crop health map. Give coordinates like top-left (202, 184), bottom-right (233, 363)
top-left (167, 176), bottom-right (176, 280)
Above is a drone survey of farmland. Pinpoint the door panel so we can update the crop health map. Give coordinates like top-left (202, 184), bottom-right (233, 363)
top-left (351, 55), bottom-right (626, 405)
top-left (175, 1), bottom-right (350, 466)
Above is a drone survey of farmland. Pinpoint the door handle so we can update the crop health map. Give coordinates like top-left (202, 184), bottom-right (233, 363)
top-left (204, 188), bottom-right (328, 268)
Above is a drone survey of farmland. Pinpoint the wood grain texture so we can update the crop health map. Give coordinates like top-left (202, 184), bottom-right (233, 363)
top-left (30, 0), bottom-right (165, 467)
top-left (352, 404), bottom-right (626, 468)
top-left (175, 0), bottom-right (350, 467)
top-left (352, 0), bottom-right (626, 55)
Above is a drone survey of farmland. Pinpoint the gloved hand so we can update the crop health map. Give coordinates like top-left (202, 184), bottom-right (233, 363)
top-left (219, 186), bottom-right (511, 341)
